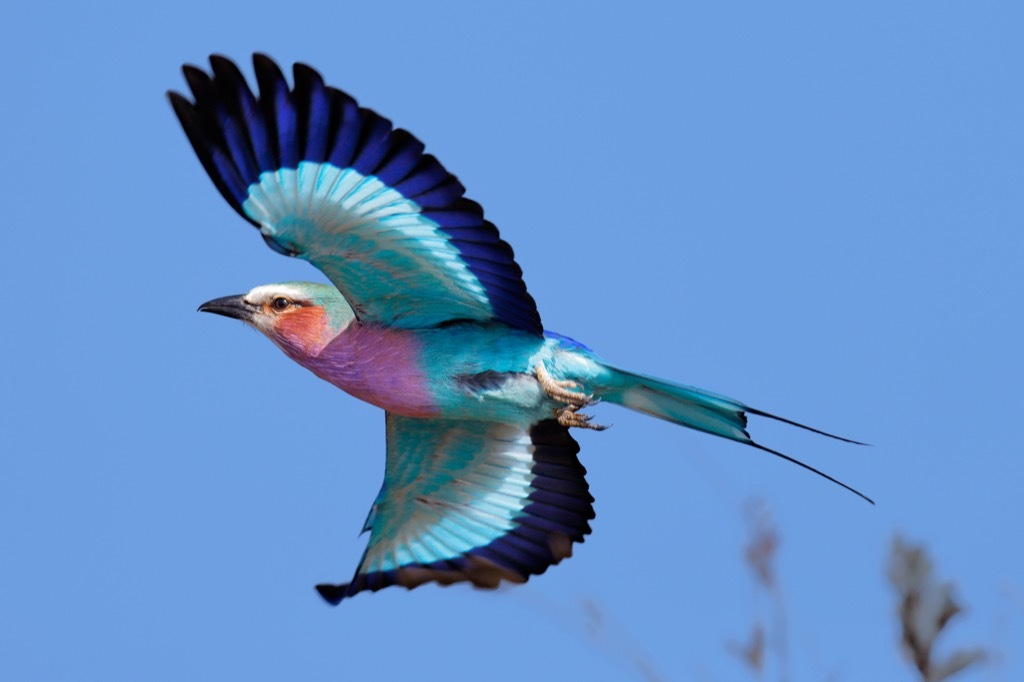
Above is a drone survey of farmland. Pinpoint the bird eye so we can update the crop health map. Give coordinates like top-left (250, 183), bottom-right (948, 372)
top-left (271, 297), bottom-right (292, 311)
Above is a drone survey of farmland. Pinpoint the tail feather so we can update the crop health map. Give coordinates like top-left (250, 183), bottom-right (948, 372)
top-left (595, 364), bottom-right (873, 504)
top-left (748, 441), bottom-right (874, 504)
top-left (745, 406), bottom-right (868, 445)
top-left (596, 366), bottom-right (753, 443)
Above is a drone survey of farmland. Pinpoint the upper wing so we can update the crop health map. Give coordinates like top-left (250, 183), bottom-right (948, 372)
top-left (168, 54), bottom-right (542, 333)
top-left (315, 415), bottom-right (594, 604)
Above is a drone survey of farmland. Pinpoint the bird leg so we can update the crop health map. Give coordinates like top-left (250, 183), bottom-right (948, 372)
top-left (534, 363), bottom-right (591, 406)
top-left (534, 364), bottom-right (607, 431)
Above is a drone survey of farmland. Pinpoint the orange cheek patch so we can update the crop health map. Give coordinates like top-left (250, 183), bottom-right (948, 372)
top-left (275, 307), bottom-right (329, 353)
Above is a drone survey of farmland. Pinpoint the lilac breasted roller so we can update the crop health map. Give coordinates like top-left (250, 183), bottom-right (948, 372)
top-left (169, 54), bottom-right (870, 605)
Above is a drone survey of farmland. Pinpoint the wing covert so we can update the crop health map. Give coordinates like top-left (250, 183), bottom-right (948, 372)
top-left (315, 416), bottom-right (594, 604)
top-left (169, 54), bottom-right (542, 333)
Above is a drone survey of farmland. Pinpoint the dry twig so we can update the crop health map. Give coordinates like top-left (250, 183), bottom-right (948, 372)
top-left (888, 536), bottom-right (985, 681)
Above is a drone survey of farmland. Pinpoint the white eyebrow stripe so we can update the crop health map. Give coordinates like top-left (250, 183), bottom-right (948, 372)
top-left (244, 283), bottom-right (311, 305)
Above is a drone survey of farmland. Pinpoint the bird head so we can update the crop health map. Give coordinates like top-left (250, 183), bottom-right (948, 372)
top-left (199, 282), bottom-right (355, 358)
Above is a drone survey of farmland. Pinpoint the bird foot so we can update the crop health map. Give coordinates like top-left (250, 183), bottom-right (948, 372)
top-left (534, 364), bottom-right (607, 431)
top-left (555, 404), bottom-right (608, 431)
top-left (534, 363), bottom-right (591, 406)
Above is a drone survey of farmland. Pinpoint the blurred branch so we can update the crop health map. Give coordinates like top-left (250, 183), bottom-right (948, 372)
top-left (728, 498), bottom-right (788, 681)
top-left (888, 536), bottom-right (985, 681)
top-left (727, 623), bottom-right (765, 677)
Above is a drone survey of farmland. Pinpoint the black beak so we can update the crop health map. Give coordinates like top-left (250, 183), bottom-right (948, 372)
top-left (198, 294), bottom-right (258, 322)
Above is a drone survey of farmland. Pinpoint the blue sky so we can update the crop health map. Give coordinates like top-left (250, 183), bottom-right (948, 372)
top-left (3, 1), bottom-right (1022, 680)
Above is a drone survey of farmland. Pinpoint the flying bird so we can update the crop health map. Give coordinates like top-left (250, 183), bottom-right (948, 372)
top-left (169, 54), bottom-right (870, 605)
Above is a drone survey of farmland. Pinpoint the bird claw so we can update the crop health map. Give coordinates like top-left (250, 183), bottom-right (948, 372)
top-left (555, 404), bottom-right (608, 431)
top-left (534, 364), bottom-right (607, 430)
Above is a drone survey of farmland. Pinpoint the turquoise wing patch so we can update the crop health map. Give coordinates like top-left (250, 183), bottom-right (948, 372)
top-left (316, 415), bottom-right (594, 604)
